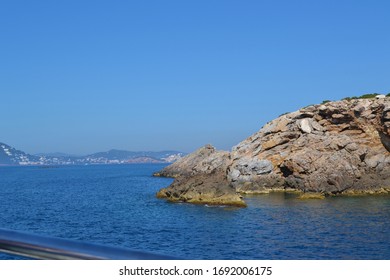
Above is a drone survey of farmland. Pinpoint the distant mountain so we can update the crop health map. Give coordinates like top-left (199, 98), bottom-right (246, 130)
top-left (35, 152), bottom-right (80, 157)
top-left (83, 149), bottom-right (185, 164)
top-left (86, 149), bottom-right (185, 162)
top-left (0, 143), bottom-right (40, 165)
top-left (0, 142), bottom-right (185, 166)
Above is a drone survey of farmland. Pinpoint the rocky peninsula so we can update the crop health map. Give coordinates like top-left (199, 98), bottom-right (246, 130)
top-left (155, 96), bottom-right (390, 207)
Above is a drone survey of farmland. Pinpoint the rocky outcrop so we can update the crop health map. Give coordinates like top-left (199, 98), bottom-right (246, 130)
top-left (154, 144), bottom-right (245, 206)
top-left (231, 98), bottom-right (390, 194)
top-left (156, 171), bottom-right (246, 207)
top-left (153, 144), bottom-right (229, 177)
top-left (156, 97), bottom-right (390, 206)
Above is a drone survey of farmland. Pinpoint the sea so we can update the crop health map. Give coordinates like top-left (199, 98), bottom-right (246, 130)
top-left (0, 164), bottom-right (389, 260)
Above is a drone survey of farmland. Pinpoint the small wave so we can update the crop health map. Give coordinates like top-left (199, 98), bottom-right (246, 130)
top-left (205, 204), bottom-right (226, 208)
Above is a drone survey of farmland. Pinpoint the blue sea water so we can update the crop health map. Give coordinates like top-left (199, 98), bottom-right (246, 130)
top-left (0, 164), bottom-right (389, 260)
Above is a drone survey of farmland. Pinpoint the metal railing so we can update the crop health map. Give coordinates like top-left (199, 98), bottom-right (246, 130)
top-left (0, 228), bottom-right (178, 260)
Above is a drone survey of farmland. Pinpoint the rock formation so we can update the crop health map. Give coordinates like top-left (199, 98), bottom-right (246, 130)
top-left (156, 171), bottom-right (246, 207)
top-left (153, 144), bottom-right (229, 178)
top-left (156, 97), bottom-right (390, 206)
top-left (154, 144), bottom-right (246, 206)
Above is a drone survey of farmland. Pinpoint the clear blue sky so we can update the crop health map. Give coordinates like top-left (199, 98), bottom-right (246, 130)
top-left (1, 0), bottom-right (389, 155)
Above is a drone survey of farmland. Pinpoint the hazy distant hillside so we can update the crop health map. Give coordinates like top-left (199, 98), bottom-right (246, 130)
top-left (0, 143), bottom-right (40, 165)
top-left (87, 149), bottom-right (184, 161)
top-left (0, 142), bottom-right (185, 166)
top-left (35, 152), bottom-right (79, 157)
top-left (83, 149), bottom-right (185, 164)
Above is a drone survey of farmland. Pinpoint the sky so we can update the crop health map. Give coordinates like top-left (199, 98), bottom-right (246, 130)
top-left (1, 0), bottom-right (389, 155)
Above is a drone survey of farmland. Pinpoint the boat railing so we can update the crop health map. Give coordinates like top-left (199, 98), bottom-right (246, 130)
top-left (0, 228), bottom-right (177, 260)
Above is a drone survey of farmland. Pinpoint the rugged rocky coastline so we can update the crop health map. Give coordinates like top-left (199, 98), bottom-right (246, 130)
top-left (155, 97), bottom-right (390, 206)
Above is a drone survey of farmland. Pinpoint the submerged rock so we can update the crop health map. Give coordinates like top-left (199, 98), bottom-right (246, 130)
top-left (155, 97), bottom-right (390, 206)
top-left (297, 192), bottom-right (326, 199)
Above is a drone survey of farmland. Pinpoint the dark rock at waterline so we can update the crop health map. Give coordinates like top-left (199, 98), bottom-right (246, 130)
top-left (156, 171), bottom-right (246, 207)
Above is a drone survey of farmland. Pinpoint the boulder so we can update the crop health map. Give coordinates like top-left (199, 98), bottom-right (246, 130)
top-left (298, 118), bottom-right (313, 133)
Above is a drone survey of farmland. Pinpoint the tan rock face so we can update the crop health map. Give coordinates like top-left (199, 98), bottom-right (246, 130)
top-left (229, 97), bottom-right (390, 194)
top-left (156, 97), bottom-right (390, 206)
top-left (154, 144), bottom-right (245, 206)
top-left (153, 144), bottom-right (229, 178)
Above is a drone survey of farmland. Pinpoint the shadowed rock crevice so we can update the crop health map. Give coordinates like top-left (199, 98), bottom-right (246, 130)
top-left (379, 132), bottom-right (390, 152)
top-left (280, 165), bottom-right (293, 178)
